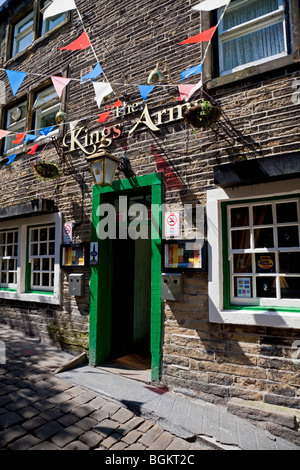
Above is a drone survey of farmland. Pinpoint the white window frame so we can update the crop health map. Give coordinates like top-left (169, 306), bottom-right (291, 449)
top-left (12, 12), bottom-right (34, 56)
top-left (0, 229), bottom-right (18, 290)
top-left (28, 224), bottom-right (56, 292)
top-left (218, 0), bottom-right (289, 76)
top-left (0, 213), bottom-right (61, 305)
top-left (207, 178), bottom-right (300, 329)
top-left (4, 100), bottom-right (27, 153)
top-left (227, 198), bottom-right (300, 308)
top-left (33, 87), bottom-right (60, 137)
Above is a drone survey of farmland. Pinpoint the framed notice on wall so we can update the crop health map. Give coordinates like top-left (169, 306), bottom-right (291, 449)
top-left (163, 239), bottom-right (207, 272)
top-left (61, 244), bottom-right (89, 267)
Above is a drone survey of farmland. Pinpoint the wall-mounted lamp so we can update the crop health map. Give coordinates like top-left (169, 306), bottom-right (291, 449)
top-left (86, 137), bottom-right (121, 187)
top-left (147, 61), bottom-right (175, 85)
top-left (55, 109), bottom-right (68, 124)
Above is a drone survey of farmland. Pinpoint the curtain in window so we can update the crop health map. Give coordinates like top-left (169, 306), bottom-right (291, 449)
top-left (223, 0), bottom-right (280, 29)
top-left (223, 22), bottom-right (285, 71)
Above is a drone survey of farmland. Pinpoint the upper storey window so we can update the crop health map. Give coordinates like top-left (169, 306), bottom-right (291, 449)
top-left (7, 1), bottom-right (71, 61)
top-left (217, 0), bottom-right (290, 76)
top-left (12, 12), bottom-right (34, 56)
top-left (41, 0), bottom-right (67, 35)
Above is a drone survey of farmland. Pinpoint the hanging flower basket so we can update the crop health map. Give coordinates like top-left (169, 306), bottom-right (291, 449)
top-left (184, 100), bottom-right (221, 129)
top-left (33, 161), bottom-right (62, 180)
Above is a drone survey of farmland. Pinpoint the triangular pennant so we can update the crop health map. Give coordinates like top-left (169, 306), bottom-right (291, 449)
top-left (179, 25), bottom-right (218, 44)
top-left (192, 0), bottom-right (229, 11)
top-left (69, 120), bottom-right (80, 131)
top-left (180, 63), bottom-right (203, 81)
top-left (6, 154), bottom-right (17, 165)
top-left (93, 82), bottom-right (113, 108)
top-left (80, 63), bottom-right (103, 82)
top-left (97, 111), bottom-right (111, 123)
top-left (39, 126), bottom-right (55, 136)
top-left (51, 76), bottom-right (72, 98)
top-left (138, 85), bottom-right (155, 101)
top-left (176, 85), bottom-right (196, 102)
top-left (5, 70), bottom-right (27, 96)
top-left (0, 130), bottom-right (10, 140)
top-left (24, 134), bottom-right (38, 144)
top-left (59, 31), bottom-right (91, 51)
top-left (106, 99), bottom-right (123, 110)
top-left (27, 144), bottom-right (39, 155)
top-left (180, 80), bottom-right (203, 103)
top-left (43, 0), bottom-right (76, 20)
top-left (12, 133), bottom-right (26, 144)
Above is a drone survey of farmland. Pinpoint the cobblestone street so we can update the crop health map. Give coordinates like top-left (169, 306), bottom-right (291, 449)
top-left (0, 328), bottom-right (209, 451)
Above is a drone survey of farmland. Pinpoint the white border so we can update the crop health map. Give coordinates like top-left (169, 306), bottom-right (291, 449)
top-left (207, 178), bottom-right (300, 329)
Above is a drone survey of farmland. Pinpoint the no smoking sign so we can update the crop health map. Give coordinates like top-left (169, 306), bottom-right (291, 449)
top-left (165, 211), bottom-right (181, 237)
top-left (63, 222), bottom-right (74, 244)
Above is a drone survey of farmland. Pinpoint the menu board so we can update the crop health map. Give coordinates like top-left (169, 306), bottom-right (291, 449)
top-left (163, 240), bottom-right (206, 272)
top-left (61, 244), bottom-right (87, 267)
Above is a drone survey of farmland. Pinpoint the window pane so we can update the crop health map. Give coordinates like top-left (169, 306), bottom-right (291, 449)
top-left (33, 273), bottom-right (40, 286)
top-left (234, 276), bottom-right (252, 298)
top-left (223, 0), bottom-right (281, 29)
top-left (49, 227), bottom-right (55, 240)
top-left (276, 202), bottom-right (298, 223)
top-left (232, 229), bottom-right (250, 249)
top-left (223, 22), bottom-right (285, 72)
top-left (256, 277), bottom-right (276, 298)
top-left (256, 253), bottom-right (276, 273)
top-left (33, 259), bottom-right (40, 271)
top-left (254, 228), bottom-right (274, 248)
top-left (31, 243), bottom-right (38, 256)
top-left (233, 254), bottom-right (252, 273)
top-left (279, 252), bottom-right (300, 274)
top-left (42, 258), bottom-right (49, 271)
top-left (42, 273), bottom-right (49, 287)
top-left (253, 205), bottom-right (273, 225)
top-left (277, 226), bottom-right (299, 247)
top-left (40, 243), bottom-right (48, 255)
top-left (42, 13), bottom-right (66, 35)
top-left (34, 88), bottom-right (60, 130)
top-left (40, 228), bottom-right (48, 241)
top-left (12, 13), bottom-right (34, 56)
top-left (231, 207), bottom-right (249, 227)
top-left (280, 277), bottom-right (300, 299)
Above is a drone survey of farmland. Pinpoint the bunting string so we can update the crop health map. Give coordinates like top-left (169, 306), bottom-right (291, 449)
top-left (0, 0), bottom-right (233, 164)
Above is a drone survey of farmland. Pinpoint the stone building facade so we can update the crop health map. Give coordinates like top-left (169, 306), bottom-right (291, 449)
top-left (0, 0), bottom-right (300, 441)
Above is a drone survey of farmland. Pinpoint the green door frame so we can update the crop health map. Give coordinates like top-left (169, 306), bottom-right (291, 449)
top-left (89, 173), bottom-right (163, 382)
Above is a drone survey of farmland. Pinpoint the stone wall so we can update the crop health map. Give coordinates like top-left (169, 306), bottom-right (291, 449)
top-left (0, 0), bottom-right (299, 413)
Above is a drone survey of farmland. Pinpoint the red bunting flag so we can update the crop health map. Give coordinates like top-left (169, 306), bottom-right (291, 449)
top-left (12, 132), bottom-right (26, 144)
top-left (176, 84), bottom-right (195, 102)
top-left (27, 144), bottom-right (39, 155)
top-left (59, 31), bottom-right (91, 51)
top-left (106, 99), bottom-right (123, 110)
top-left (179, 25), bottom-right (218, 44)
top-left (97, 111), bottom-right (111, 123)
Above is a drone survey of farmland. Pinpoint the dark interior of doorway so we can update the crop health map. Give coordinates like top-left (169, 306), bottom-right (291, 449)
top-left (105, 192), bottom-right (152, 380)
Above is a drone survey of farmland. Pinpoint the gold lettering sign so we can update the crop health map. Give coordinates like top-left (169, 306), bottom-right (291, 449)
top-left (63, 101), bottom-right (192, 154)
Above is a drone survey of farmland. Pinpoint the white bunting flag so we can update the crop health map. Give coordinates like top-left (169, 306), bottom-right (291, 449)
top-left (43, 0), bottom-right (77, 20)
top-left (93, 82), bottom-right (114, 108)
top-left (192, 0), bottom-right (229, 11)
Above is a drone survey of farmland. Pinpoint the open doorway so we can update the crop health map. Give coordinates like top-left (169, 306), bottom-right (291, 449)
top-left (89, 173), bottom-right (163, 383)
